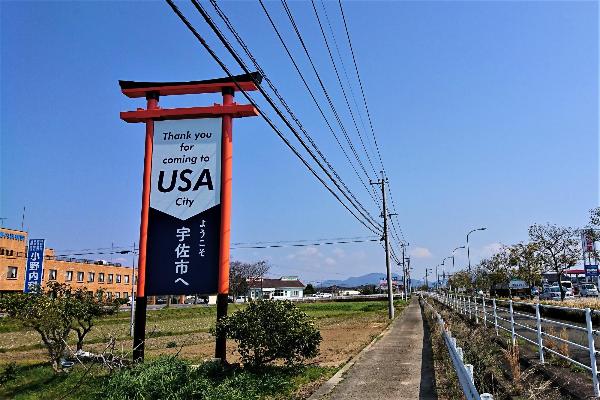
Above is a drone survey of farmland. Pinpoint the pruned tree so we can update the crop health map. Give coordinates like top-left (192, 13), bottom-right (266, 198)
top-left (586, 207), bottom-right (600, 260)
top-left (229, 261), bottom-right (247, 300)
top-left (71, 288), bottom-right (119, 351)
top-left (529, 223), bottom-right (580, 300)
top-left (304, 283), bottom-right (316, 296)
top-left (448, 270), bottom-right (473, 292)
top-left (509, 242), bottom-right (543, 297)
top-left (0, 282), bottom-right (75, 372)
top-left (472, 267), bottom-right (490, 293)
top-left (229, 260), bottom-right (271, 300)
top-left (590, 207), bottom-right (600, 227)
top-left (482, 249), bottom-right (513, 287)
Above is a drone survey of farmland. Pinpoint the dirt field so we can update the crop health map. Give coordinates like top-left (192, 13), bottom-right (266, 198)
top-left (0, 300), bottom-right (405, 368)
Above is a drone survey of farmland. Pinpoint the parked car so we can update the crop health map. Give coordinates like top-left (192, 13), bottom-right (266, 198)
top-left (539, 286), bottom-right (561, 300)
top-left (580, 283), bottom-right (599, 297)
top-left (531, 287), bottom-right (540, 296)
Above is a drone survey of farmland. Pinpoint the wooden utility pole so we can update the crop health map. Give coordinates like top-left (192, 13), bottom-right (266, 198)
top-left (370, 172), bottom-right (395, 319)
top-left (401, 243), bottom-right (409, 298)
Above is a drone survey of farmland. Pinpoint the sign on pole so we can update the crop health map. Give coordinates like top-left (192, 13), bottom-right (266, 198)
top-left (24, 239), bottom-right (45, 292)
top-left (145, 118), bottom-right (222, 296)
top-left (585, 265), bottom-right (599, 278)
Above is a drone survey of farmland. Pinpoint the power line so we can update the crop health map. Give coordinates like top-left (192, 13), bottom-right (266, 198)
top-left (337, 0), bottom-right (408, 246)
top-left (232, 235), bottom-right (377, 246)
top-left (166, 0), bottom-right (381, 235)
top-left (251, 0), bottom-right (381, 210)
top-left (278, 0), bottom-right (376, 191)
top-left (231, 238), bottom-right (379, 250)
top-left (207, 0), bottom-right (382, 222)
top-left (319, 1), bottom-right (373, 160)
top-left (309, 0), bottom-right (378, 182)
top-left (338, 0), bottom-right (385, 174)
top-left (189, 0), bottom-right (381, 233)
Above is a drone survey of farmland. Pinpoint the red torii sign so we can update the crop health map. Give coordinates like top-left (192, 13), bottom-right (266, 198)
top-left (120, 72), bottom-right (261, 362)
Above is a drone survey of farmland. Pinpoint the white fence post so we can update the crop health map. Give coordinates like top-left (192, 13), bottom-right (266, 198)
top-left (585, 308), bottom-right (600, 398)
top-left (474, 296), bottom-right (479, 324)
top-left (493, 298), bottom-right (498, 336)
top-left (465, 364), bottom-right (474, 384)
top-left (535, 303), bottom-right (544, 364)
top-left (468, 297), bottom-right (472, 319)
top-left (482, 296), bottom-right (487, 327)
top-left (509, 300), bottom-right (516, 346)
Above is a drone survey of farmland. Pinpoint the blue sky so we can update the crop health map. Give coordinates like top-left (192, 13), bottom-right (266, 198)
top-left (1, 1), bottom-right (598, 284)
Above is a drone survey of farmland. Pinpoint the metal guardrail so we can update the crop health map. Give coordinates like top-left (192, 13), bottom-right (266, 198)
top-left (287, 293), bottom-right (411, 302)
top-left (435, 292), bottom-right (600, 398)
top-left (421, 297), bottom-right (493, 400)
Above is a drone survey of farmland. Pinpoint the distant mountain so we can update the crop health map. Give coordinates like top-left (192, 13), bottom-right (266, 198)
top-left (316, 272), bottom-right (422, 288)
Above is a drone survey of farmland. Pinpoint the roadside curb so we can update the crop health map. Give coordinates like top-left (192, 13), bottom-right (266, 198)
top-left (307, 299), bottom-right (409, 400)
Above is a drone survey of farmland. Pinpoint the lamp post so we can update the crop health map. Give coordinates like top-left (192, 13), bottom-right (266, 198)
top-left (467, 227), bottom-right (487, 273)
top-left (452, 246), bottom-right (465, 270)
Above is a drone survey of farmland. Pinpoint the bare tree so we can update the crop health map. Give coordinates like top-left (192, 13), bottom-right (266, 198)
top-left (528, 223), bottom-right (580, 300)
top-left (229, 260), bottom-right (271, 300)
top-left (484, 249), bottom-right (513, 284)
top-left (509, 242), bottom-right (543, 297)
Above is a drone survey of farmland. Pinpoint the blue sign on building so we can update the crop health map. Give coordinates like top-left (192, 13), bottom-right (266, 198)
top-left (24, 239), bottom-right (45, 293)
top-left (585, 265), bottom-right (598, 278)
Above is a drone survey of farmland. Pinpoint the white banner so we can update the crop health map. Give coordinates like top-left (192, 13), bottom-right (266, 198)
top-left (151, 118), bottom-right (222, 220)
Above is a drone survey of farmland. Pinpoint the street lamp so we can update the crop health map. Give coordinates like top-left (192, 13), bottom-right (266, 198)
top-left (467, 227), bottom-right (487, 273)
top-left (452, 246), bottom-right (465, 271)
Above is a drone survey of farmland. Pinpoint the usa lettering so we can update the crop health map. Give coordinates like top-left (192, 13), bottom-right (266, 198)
top-left (158, 169), bottom-right (213, 192)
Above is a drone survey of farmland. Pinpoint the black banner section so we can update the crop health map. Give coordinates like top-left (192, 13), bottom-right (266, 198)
top-left (145, 205), bottom-right (221, 295)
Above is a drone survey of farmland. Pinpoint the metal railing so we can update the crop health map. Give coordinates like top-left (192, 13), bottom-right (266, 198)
top-left (435, 292), bottom-right (600, 398)
top-left (421, 297), bottom-right (493, 400)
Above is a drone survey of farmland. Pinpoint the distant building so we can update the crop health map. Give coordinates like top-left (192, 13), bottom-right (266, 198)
top-left (248, 276), bottom-right (305, 300)
top-left (0, 227), bottom-right (135, 300)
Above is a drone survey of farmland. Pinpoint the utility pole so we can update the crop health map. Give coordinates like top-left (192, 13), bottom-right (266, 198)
top-left (370, 172), bottom-right (395, 319)
top-left (401, 242), bottom-right (409, 299)
top-left (425, 268), bottom-right (430, 290)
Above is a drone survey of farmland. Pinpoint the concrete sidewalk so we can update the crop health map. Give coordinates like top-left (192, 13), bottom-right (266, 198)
top-left (318, 298), bottom-right (436, 400)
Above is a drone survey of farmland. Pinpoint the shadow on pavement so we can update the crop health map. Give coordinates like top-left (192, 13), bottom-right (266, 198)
top-left (419, 305), bottom-right (438, 400)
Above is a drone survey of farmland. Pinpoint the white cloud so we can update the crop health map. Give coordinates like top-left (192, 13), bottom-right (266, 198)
top-left (480, 242), bottom-right (503, 258)
top-left (410, 247), bottom-right (433, 259)
top-left (332, 247), bottom-right (345, 258)
top-left (301, 246), bottom-right (320, 257)
top-left (324, 257), bottom-right (336, 266)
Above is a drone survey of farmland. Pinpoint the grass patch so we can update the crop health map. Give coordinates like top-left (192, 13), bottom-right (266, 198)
top-left (0, 363), bottom-right (107, 400)
top-left (0, 358), bottom-right (336, 400)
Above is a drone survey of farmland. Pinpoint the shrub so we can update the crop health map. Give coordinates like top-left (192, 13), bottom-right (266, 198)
top-left (0, 282), bottom-right (75, 372)
top-left (166, 341), bottom-right (177, 348)
top-left (103, 356), bottom-right (209, 400)
top-left (103, 357), bottom-right (299, 400)
top-left (215, 300), bottom-right (321, 367)
top-left (0, 362), bottom-right (17, 385)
